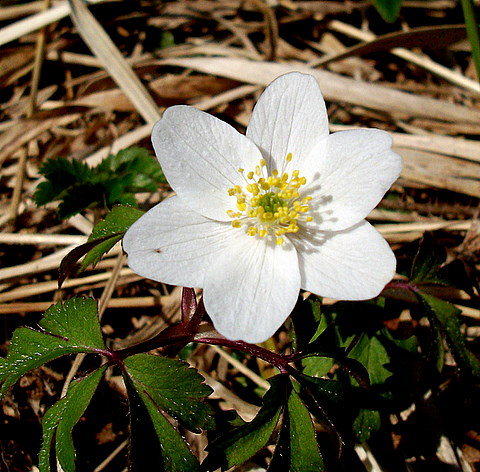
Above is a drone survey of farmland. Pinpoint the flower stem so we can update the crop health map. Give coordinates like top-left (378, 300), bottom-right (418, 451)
top-left (194, 335), bottom-right (297, 374)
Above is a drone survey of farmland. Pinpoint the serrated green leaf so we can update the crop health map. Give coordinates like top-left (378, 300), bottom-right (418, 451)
top-left (35, 147), bottom-right (165, 219)
top-left (123, 354), bottom-right (214, 432)
top-left (57, 183), bottom-right (105, 219)
top-left (124, 373), bottom-right (199, 472)
top-left (39, 365), bottom-right (106, 472)
top-left (0, 298), bottom-right (105, 395)
top-left (204, 375), bottom-right (288, 471)
top-left (285, 388), bottom-right (324, 471)
top-left (372, 0), bottom-right (402, 22)
top-left (81, 233), bottom-right (122, 269)
top-left (39, 298), bottom-right (104, 349)
top-left (418, 292), bottom-right (480, 380)
top-left (95, 147), bottom-right (166, 199)
top-left (81, 205), bottom-right (144, 270)
top-left (87, 205), bottom-right (144, 242)
top-left (34, 157), bottom-right (94, 206)
top-left (58, 235), bottom-right (121, 287)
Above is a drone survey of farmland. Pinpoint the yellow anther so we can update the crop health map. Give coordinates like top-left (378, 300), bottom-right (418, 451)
top-left (227, 156), bottom-right (312, 242)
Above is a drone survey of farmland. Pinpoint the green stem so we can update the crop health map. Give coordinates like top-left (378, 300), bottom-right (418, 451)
top-left (460, 0), bottom-right (480, 82)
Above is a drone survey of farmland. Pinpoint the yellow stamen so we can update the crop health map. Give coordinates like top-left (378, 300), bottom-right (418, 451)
top-left (227, 153), bottom-right (313, 243)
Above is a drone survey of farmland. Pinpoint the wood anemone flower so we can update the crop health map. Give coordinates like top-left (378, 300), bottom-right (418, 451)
top-left (123, 72), bottom-right (402, 343)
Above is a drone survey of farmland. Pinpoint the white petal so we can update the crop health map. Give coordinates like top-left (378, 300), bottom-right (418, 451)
top-left (292, 221), bottom-right (396, 300)
top-left (246, 72), bottom-right (328, 173)
top-left (301, 129), bottom-right (402, 231)
top-left (203, 237), bottom-right (300, 343)
top-left (152, 106), bottom-right (263, 221)
top-left (123, 196), bottom-right (236, 288)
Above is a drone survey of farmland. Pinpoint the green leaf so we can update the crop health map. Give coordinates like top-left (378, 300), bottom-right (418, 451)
top-left (410, 232), bottom-right (449, 285)
top-left (296, 374), bottom-right (347, 409)
top-left (123, 354), bottom-right (215, 432)
top-left (418, 292), bottom-right (480, 380)
top-left (39, 365), bottom-right (107, 472)
top-left (34, 147), bottom-right (165, 218)
top-left (124, 373), bottom-right (200, 472)
top-left (34, 157), bottom-right (94, 205)
top-left (282, 387), bottom-right (324, 471)
top-left (57, 183), bottom-right (106, 219)
top-left (95, 146), bottom-right (166, 203)
top-left (159, 31), bottom-right (175, 49)
top-left (302, 355), bottom-right (335, 379)
top-left (349, 334), bottom-right (392, 387)
top-left (0, 298), bottom-right (105, 395)
top-left (58, 205), bottom-right (144, 285)
top-left (122, 353), bottom-right (213, 471)
top-left (82, 205), bottom-right (144, 269)
top-left (352, 408), bottom-right (381, 443)
top-left (372, 0), bottom-right (403, 22)
top-left (344, 335), bottom-right (390, 441)
top-left (203, 375), bottom-right (288, 470)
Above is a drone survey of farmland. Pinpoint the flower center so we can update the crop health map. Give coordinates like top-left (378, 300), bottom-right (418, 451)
top-left (226, 153), bottom-right (313, 245)
top-left (257, 192), bottom-right (285, 215)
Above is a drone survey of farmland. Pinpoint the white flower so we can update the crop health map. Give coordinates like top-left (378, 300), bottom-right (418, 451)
top-left (123, 72), bottom-right (402, 344)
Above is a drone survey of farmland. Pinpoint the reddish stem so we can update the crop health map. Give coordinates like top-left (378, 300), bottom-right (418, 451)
top-left (195, 335), bottom-right (297, 374)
